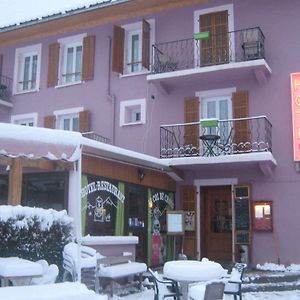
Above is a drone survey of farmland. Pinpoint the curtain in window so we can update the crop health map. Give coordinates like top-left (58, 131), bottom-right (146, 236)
top-left (115, 182), bottom-right (125, 235)
top-left (75, 46), bottom-right (83, 81)
top-left (31, 55), bottom-right (38, 89)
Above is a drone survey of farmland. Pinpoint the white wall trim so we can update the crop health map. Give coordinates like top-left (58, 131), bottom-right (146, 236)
top-left (194, 4), bottom-right (234, 34)
top-left (194, 178), bottom-right (238, 186)
top-left (120, 98), bottom-right (146, 126)
top-left (193, 177), bottom-right (238, 258)
top-left (13, 43), bottom-right (42, 95)
top-left (196, 87), bottom-right (236, 99)
top-left (54, 107), bottom-right (84, 116)
top-left (57, 33), bottom-right (87, 44)
top-left (11, 112), bottom-right (38, 126)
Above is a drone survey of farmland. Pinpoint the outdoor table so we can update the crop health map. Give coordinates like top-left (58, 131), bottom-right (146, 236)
top-left (200, 134), bottom-right (220, 156)
top-left (163, 259), bottom-right (226, 300)
top-left (0, 257), bottom-right (43, 287)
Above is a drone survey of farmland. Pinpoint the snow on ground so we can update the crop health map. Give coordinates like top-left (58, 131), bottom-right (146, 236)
top-left (113, 288), bottom-right (300, 300)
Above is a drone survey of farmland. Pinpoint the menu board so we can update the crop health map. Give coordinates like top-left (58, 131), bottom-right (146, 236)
top-left (166, 211), bottom-right (185, 235)
top-left (235, 199), bottom-right (250, 230)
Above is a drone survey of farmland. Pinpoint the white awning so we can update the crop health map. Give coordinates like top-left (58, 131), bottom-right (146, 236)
top-left (0, 123), bottom-right (82, 162)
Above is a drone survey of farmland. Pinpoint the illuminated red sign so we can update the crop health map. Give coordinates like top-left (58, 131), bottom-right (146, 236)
top-left (290, 73), bottom-right (300, 161)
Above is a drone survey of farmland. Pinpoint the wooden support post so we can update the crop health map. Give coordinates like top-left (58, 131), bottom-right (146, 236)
top-left (8, 157), bottom-right (23, 206)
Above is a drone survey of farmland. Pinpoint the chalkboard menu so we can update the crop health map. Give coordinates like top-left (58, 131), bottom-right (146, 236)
top-left (236, 231), bottom-right (250, 244)
top-left (235, 198), bottom-right (250, 230)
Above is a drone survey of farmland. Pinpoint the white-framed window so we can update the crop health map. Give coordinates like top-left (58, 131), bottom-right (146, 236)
top-left (120, 99), bottom-right (146, 126)
top-left (11, 112), bottom-right (38, 126)
top-left (13, 44), bottom-right (41, 94)
top-left (54, 107), bottom-right (83, 131)
top-left (122, 19), bottom-right (155, 75)
top-left (58, 34), bottom-right (86, 86)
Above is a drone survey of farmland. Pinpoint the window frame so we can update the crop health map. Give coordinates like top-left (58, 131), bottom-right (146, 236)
top-left (54, 107), bottom-right (84, 132)
top-left (11, 112), bottom-right (38, 126)
top-left (57, 34), bottom-right (86, 87)
top-left (120, 99), bottom-right (146, 126)
top-left (13, 44), bottom-right (42, 95)
top-left (121, 19), bottom-right (155, 77)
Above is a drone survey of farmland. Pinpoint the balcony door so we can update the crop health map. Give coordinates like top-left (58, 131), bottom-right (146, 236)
top-left (201, 95), bottom-right (232, 145)
top-left (199, 10), bottom-right (229, 66)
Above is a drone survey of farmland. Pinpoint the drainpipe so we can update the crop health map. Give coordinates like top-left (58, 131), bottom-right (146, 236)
top-left (107, 36), bottom-right (116, 145)
top-left (231, 184), bottom-right (236, 263)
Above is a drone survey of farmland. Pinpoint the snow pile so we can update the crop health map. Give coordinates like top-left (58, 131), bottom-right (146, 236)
top-left (256, 262), bottom-right (300, 273)
top-left (0, 205), bottom-right (73, 231)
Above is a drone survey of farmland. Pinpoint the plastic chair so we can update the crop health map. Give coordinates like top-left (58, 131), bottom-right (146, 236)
top-left (147, 268), bottom-right (181, 300)
top-left (62, 242), bottom-right (99, 292)
top-left (203, 282), bottom-right (225, 300)
top-left (31, 262), bottom-right (59, 285)
top-left (224, 263), bottom-right (247, 300)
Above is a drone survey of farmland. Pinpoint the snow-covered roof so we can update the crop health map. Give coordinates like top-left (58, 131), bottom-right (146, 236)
top-left (0, 123), bottom-right (82, 162)
top-left (0, 0), bottom-right (128, 31)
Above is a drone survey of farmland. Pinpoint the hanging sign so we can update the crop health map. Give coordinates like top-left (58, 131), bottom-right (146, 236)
top-left (291, 73), bottom-right (300, 161)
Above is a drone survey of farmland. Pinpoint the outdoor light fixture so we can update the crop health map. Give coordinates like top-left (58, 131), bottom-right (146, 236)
top-left (138, 169), bottom-right (145, 181)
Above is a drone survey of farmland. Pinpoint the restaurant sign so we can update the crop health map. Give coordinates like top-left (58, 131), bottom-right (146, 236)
top-left (291, 73), bottom-right (300, 161)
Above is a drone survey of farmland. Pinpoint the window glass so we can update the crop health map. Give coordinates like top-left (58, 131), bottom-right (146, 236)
top-left (62, 44), bottom-right (83, 84)
top-left (59, 114), bottom-right (79, 132)
top-left (14, 44), bottom-right (41, 94)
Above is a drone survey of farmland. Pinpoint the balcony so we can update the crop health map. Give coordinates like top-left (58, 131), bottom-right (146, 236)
top-left (82, 131), bottom-right (111, 144)
top-left (0, 75), bottom-right (12, 107)
top-left (160, 116), bottom-right (276, 176)
top-left (147, 27), bottom-right (271, 91)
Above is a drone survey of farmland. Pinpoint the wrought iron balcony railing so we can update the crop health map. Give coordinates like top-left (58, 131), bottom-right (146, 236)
top-left (152, 27), bottom-right (265, 74)
top-left (160, 116), bottom-right (272, 158)
top-left (82, 131), bottom-right (111, 144)
top-left (0, 75), bottom-right (12, 103)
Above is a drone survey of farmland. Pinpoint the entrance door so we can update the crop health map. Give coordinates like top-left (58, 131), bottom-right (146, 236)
top-left (199, 11), bottom-right (229, 66)
top-left (124, 184), bottom-right (148, 263)
top-left (201, 186), bottom-right (232, 262)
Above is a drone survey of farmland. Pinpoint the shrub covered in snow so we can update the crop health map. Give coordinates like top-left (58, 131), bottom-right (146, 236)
top-left (0, 205), bottom-right (74, 277)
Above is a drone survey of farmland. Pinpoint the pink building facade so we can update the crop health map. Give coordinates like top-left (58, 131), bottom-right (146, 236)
top-left (0, 0), bottom-right (299, 267)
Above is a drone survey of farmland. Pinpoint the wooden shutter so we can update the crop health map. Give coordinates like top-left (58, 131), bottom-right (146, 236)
top-left (47, 43), bottom-right (60, 87)
top-left (112, 25), bottom-right (125, 74)
top-left (181, 186), bottom-right (197, 259)
top-left (142, 19), bottom-right (150, 70)
top-left (184, 96), bottom-right (199, 148)
top-left (199, 11), bottom-right (229, 66)
top-left (0, 54), bottom-right (3, 76)
top-left (232, 90), bottom-right (250, 152)
top-left (79, 110), bottom-right (90, 133)
top-left (82, 35), bottom-right (96, 81)
top-left (44, 115), bottom-right (56, 129)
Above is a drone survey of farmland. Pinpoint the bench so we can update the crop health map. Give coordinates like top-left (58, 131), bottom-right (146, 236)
top-left (97, 254), bottom-right (147, 296)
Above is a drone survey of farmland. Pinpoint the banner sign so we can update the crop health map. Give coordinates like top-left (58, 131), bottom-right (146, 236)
top-left (291, 73), bottom-right (300, 161)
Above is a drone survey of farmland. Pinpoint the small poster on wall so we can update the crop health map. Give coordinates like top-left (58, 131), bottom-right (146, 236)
top-left (166, 211), bottom-right (185, 235)
top-left (184, 211), bottom-right (195, 231)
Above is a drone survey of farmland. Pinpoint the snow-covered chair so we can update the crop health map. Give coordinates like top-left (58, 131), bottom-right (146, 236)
top-left (62, 242), bottom-right (99, 292)
top-left (223, 263), bottom-right (247, 300)
top-left (147, 268), bottom-right (181, 300)
top-left (189, 281), bottom-right (225, 300)
top-left (31, 260), bottom-right (59, 285)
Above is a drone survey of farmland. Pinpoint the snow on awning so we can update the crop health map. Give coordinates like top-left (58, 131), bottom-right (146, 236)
top-left (0, 123), bottom-right (82, 162)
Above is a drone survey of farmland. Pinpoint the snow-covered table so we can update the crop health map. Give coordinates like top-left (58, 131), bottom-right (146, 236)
top-left (163, 259), bottom-right (226, 300)
top-left (0, 282), bottom-right (106, 300)
top-left (0, 257), bottom-right (43, 286)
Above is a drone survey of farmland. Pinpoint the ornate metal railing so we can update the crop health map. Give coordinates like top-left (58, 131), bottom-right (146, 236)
top-left (82, 131), bottom-right (111, 144)
top-left (152, 27), bottom-right (265, 74)
top-left (160, 116), bottom-right (272, 158)
top-left (0, 75), bottom-right (12, 103)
